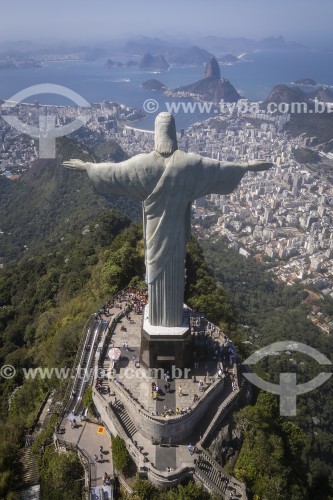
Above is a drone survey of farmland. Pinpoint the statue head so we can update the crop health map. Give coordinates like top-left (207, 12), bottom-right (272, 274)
top-left (154, 112), bottom-right (178, 156)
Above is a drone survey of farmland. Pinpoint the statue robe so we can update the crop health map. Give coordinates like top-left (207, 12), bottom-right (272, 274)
top-left (87, 150), bottom-right (248, 327)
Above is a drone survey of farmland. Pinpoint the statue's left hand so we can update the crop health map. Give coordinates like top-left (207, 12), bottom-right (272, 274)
top-left (247, 160), bottom-right (274, 172)
top-left (62, 159), bottom-right (88, 171)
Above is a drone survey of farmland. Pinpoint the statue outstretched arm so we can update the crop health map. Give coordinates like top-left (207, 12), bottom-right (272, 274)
top-left (63, 154), bottom-right (156, 200)
top-left (63, 159), bottom-right (90, 171)
top-left (247, 160), bottom-right (274, 172)
top-left (194, 157), bottom-right (273, 198)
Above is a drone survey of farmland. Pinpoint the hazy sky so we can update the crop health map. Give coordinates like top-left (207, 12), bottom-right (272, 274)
top-left (1, 0), bottom-right (332, 46)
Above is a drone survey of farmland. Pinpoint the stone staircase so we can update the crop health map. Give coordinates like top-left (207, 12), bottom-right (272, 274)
top-left (196, 448), bottom-right (246, 499)
top-left (112, 400), bottom-right (138, 439)
top-left (196, 453), bottom-right (228, 494)
top-left (14, 446), bottom-right (39, 492)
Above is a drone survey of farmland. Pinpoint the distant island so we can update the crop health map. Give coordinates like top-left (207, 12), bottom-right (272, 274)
top-left (141, 79), bottom-right (167, 91)
top-left (138, 53), bottom-right (170, 72)
top-left (165, 57), bottom-right (241, 103)
top-left (105, 59), bottom-right (124, 68)
top-left (219, 54), bottom-right (239, 65)
top-left (105, 59), bottom-right (138, 68)
top-left (293, 78), bottom-right (317, 86)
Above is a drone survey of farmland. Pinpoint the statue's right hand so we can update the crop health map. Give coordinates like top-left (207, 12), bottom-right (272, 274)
top-left (62, 159), bottom-right (88, 171)
top-left (247, 160), bottom-right (274, 172)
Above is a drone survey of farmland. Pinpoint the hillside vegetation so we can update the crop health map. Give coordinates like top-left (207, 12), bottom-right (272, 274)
top-left (0, 137), bottom-right (140, 262)
top-left (203, 237), bottom-right (333, 499)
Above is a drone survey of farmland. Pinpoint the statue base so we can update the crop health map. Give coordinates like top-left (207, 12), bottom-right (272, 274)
top-left (140, 305), bottom-right (192, 371)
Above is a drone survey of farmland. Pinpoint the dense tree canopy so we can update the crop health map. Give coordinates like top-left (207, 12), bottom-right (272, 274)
top-left (202, 237), bottom-right (333, 499)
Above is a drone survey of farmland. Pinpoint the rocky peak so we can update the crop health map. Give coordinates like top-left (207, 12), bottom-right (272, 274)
top-left (204, 57), bottom-right (221, 80)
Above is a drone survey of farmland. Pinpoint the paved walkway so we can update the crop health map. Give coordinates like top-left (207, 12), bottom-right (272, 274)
top-left (57, 417), bottom-right (113, 490)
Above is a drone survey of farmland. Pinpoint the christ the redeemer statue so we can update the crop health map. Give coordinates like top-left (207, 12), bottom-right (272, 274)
top-left (64, 112), bottom-right (272, 328)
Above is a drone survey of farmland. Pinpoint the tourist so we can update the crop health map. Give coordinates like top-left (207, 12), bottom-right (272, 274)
top-left (188, 443), bottom-right (193, 455)
top-left (178, 386), bottom-right (183, 396)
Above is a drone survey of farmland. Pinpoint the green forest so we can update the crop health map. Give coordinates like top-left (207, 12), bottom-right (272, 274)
top-left (202, 237), bottom-right (333, 499)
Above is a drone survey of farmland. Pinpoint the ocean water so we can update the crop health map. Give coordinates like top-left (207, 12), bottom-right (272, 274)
top-left (0, 49), bottom-right (332, 130)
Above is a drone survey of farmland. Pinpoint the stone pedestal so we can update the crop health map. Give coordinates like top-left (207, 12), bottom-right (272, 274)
top-left (140, 305), bottom-right (192, 371)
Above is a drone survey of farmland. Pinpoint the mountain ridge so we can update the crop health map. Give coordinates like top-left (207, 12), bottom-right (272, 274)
top-left (0, 137), bottom-right (139, 263)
